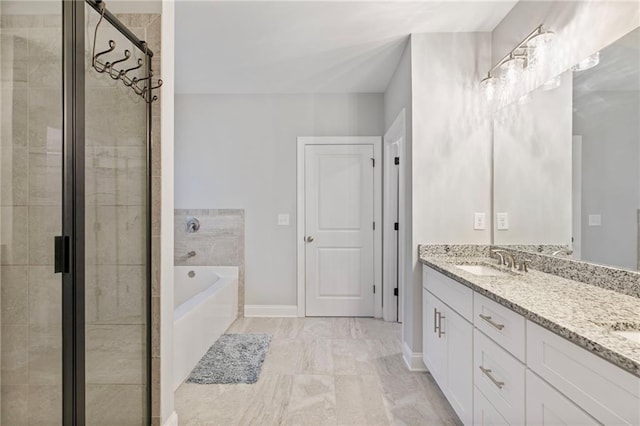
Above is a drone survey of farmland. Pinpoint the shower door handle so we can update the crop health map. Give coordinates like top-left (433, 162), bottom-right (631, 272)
top-left (54, 236), bottom-right (70, 273)
top-left (305, 236), bottom-right (314, 243)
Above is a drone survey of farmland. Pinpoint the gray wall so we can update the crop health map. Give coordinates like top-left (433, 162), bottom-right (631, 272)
top-left (174, 93), bottom-right (385, 307)
top-left (407, 32), bottom-right (493, 353)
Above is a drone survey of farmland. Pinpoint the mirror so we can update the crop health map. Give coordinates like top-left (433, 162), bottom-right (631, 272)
top-left (493, 26), bottom-right (640, 271)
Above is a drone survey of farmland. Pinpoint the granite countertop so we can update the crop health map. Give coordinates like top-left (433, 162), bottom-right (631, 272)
top-left (419, 255), bottom-right (640, 378)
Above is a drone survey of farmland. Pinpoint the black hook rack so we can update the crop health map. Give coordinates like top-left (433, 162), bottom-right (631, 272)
top-left (90, 1), bottom-right (162, 103)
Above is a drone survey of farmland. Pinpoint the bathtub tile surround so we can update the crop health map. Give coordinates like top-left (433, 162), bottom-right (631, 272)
top-left (174, 209), bottom-right (245, 316)
top-left (175, 317), bottom-right (460, 425)
top-left (187, 333), bottom-right (271, 384)
top-left (419, 245), bottom-right (640, 377)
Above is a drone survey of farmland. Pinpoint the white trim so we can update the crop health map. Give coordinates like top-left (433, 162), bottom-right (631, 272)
top-left (383, 110), bottom-right (406, 323)
top-left (402, 341), bottom-right (427, 372)
top-left (297, 136), bottom-right (383, 318)
top-left (162, 411), bottom-right (178, 426)
top-left (244, 305), bottom-right (299, 318)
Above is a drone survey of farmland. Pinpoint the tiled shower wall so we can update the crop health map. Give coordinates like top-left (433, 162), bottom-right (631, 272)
top-left (174, 209), bottom-right (245, 316)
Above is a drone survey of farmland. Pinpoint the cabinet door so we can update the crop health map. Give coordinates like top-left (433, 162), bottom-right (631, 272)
top-left (423, 289), bottom-right (444, 383)
top-left (442, 303), bottom-right (473, 426)
top-left (526, 370), bottom-right (599, 426)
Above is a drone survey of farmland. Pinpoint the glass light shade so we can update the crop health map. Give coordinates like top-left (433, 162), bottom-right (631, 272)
top-left (542, 75), bottom-right (561, 91)
top-left (526, 32), bottom-right (555, 68)
top-left (481, 75), bottom-right (498, 100)
top-left (526, 31), bottom-right (555, 49)
top-left (499, 56), bottom-right (526, 85)
top-left (518, 93), bottom-right (532, 105)
top-left (573, 51), bottom-right (600, 71)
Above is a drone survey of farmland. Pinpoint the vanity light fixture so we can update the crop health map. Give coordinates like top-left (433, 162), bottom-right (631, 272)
top-left (481, 24), bottom-right (555, 99)
top-left (573, 51), bottom-right (600, 72)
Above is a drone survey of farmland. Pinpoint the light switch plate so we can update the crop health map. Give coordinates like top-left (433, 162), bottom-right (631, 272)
top-left (588, 214), bottom-right (601, 227)
top-left (474, 213), bottom-right (486, 230)
top-left (277, 213), bottom-right (290, 226)
top-left (496, 212), bottom-right (509, 230)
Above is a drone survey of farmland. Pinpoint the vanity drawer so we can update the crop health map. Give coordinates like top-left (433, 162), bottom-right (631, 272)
top-left (474, 329), bottom-right (525, 426)
top-left (473, 292), bottom-right (525, 362)
top-left (423, 266), bottom-right (473, 321)
top-left (527, 321), bottom-right (640, 425)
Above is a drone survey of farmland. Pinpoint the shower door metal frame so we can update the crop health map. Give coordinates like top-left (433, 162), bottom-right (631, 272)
top-left (61, 0), bottom-right (153, 424)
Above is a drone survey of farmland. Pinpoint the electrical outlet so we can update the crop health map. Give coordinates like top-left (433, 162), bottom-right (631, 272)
top-left (588, 214), bottom-right (601, 227)
top-left (277, 214), bottom-right (290, 226)
top-left (474, 213), bottom-right (486, 230)
top-left (496, 212), bottom-right (509, 230)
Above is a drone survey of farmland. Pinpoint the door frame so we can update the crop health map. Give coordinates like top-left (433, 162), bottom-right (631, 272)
top-left (296, 136), bottom-right (382, 318)
top-left (383, 110), bottom-right (406, 323)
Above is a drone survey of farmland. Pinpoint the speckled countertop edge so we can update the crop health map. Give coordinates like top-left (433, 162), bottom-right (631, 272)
top-left (419, 255), bottom-right (640, 378)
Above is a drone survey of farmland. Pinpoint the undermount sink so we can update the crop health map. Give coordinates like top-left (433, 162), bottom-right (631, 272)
top-left (455, 264), bottom-right (511, 277)
top-left (613, 331), bottom-right (640, 344)
top-left (593, 321), bottom-right (640, 344)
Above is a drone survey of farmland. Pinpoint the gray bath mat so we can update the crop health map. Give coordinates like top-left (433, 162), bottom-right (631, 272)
top-left (187, 333), bottom-right (272, 384)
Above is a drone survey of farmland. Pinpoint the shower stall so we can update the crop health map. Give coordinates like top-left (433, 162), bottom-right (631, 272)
top-left (0, 0), bottom-right (158, 423)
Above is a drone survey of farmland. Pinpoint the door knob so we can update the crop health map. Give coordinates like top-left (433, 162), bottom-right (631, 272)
top-left (305, 236), bottom-right (314, 243)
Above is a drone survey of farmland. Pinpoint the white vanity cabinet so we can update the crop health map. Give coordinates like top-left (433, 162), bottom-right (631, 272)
top-left (421, 263), bottom-right (640, 426)
top-left (422, 269), bottom-right (474, 426)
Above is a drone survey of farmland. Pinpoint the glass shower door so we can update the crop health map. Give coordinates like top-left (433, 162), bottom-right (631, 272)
top-left (0, 3), bottom-right (63, 424)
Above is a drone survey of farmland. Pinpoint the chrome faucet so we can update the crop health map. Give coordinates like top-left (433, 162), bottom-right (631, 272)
top-left (491, 249), bottom-right (506, 266)
top-left (187, 250), bottom-right (196, 258)
top-left (518, 259), bottom-right (532, 272)
top-left (552, 248), bottom-right (573, 257)
top-left (503, 252), bottom-right (517, 269)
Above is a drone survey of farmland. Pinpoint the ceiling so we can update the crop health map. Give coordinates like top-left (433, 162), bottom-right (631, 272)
top-left (175, 1), bottom-right (518, 94)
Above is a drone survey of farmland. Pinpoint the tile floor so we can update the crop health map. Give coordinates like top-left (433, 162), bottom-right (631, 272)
top-left (175, 317), bottom-right (461, 425)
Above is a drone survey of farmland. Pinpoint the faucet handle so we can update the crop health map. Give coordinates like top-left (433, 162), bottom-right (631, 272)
top-left (518, 259), bottom-right (531, 272)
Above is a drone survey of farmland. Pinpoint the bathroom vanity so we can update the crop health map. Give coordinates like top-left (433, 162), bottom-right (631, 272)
top-left (420, 251), bottom-right (640, 426)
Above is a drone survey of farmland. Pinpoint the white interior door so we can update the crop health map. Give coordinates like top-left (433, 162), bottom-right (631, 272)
top-left (304, 144), bottom-right (375, 317)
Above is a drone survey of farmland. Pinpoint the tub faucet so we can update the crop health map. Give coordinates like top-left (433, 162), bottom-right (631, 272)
top-left (187, 250), bottom-right (196, 258)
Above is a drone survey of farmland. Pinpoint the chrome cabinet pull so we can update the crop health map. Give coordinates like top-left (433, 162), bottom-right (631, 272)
top-left (438, 313), bottom-right (445, 338)
top-left (479, 366), bottom-right (505, 389)
top-left (479, 314), bottom-right (505, 331)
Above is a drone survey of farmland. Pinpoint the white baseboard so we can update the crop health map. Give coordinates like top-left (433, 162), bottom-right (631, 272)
top-left (402, 341), bottom-right (427, 372)
top-left (244, 304), bottom-right (298, 317)
top-left (163, 411), bottom-right (178, 426)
